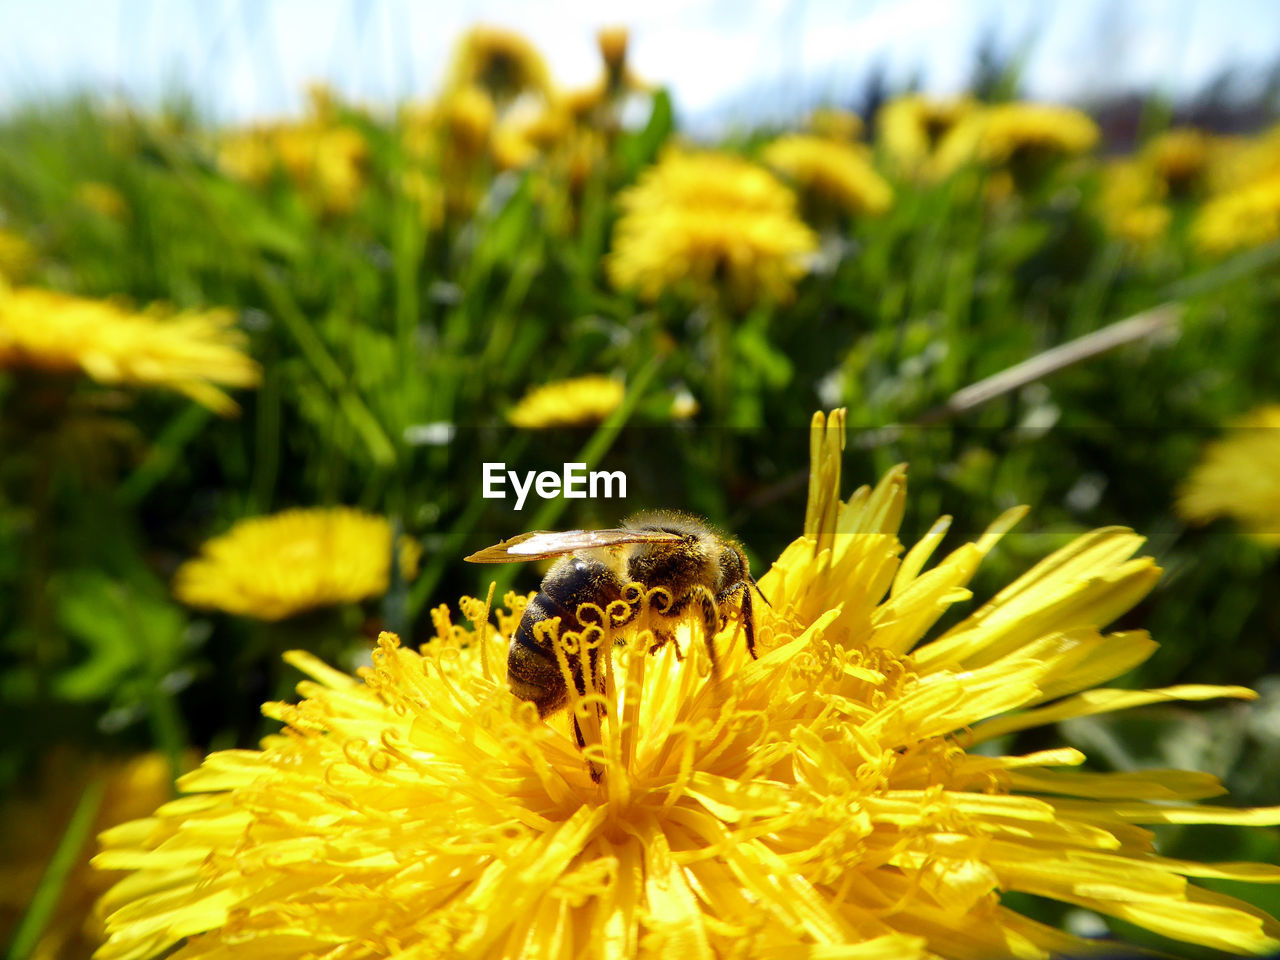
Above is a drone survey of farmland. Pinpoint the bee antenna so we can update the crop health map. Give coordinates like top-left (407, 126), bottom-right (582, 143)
top-left (747, 572), bottom-right (772, 608)
top-left (734, 545), bottom-right (772, 609)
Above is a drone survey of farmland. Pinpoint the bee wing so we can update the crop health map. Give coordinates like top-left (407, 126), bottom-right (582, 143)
top-left (465, 528), bottom-right (683, 563)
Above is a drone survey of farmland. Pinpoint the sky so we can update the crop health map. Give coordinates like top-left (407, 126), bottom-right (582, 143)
top-left (1, 0), bottom-right (1277, 126)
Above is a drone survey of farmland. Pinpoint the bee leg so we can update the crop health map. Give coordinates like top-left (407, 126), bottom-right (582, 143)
top-left (664, 587), bottom-right (721, 679)
top-left (648, 628), bottom-right (683, 659)
top-left (571, 646), bottom-right (606, 783)
top-left (570, 713), bottom-right (605, 783)
top-left (715, 581), bottom-right (758, 660)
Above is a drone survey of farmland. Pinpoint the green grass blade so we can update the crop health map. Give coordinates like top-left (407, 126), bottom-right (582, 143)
top-left (6, 778), bottom-right (107, 960)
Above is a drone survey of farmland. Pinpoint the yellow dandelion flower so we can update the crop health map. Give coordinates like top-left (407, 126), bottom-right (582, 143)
top-left (507, 375), bottom-right (625, 429)
top-left (1192, 173), bottom-right (1280, 254)
top-left (0, 284), bottom-right (259, 414)
top-left (1143, 127), bottom-right (1211, 195)
top-left (935, 102), bottom-right (1099, 176)
top-left (312, 127), bottom-right (368, 214)
top-left (446, 26), bottom-right (553, 105)
top-left (762, 134), bottom-right (893, 219)
top-left (398, 535), bottom-right (423, 582)
top-left (397, 89), bottom-right (498, 218)
top-left (808, 106), bottom-right (864, 143)
top-left (491, 100), bottom-right (569, 171)
top-left (491, 127), bottom-right (539, 170)
top-left (564, 84), bottom-right (608, 124)
top-left (1113, 202), bottom-right (1172, 244)
top-left (399, 101), bottom-right (439, 163)
top-left (444, 85), bottom-right (499, 159)
top-left (0, 751), bottom-right (181, 960)
top-left (1205, 125), bottom-right (1280, 195)
top-left (74, 181), bottom-right (129, 220)
top-left (0, 228), bottom-right (36, 281)
top-left (218, 112), bottom-right (367, 217)
top-left (173, 507), bottom-right (411, 621)
top-left (596, 26), bottom-right (630, 82)
top-left (1098, 159), bottom-right (1171, 244)
top-left (274, 123), bottom-right (368, 217)
top-left (216, 127), bottom-right (277, 186)
top-left (595, 26), bottom-right (648, 100)
top-left (876, 94), bottom-right (976, 177)
top-left (96, 410), bottom-right (1280, 959)
top-left (608, 149), bottom-right (818, 305)
top-left (1178, 404), bottom-right (1280, 544)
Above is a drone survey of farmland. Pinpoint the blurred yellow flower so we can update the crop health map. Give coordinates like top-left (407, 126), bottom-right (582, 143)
top-left (174, 507), bottom-right (412, 621)
top-left (596, 25), bottom-right (630, 86)
top-left (303, 81), bottom-right (339, 124)
top-left (935, 102), bottom-right (1099, 175)
top-left (1113, 202), bottom-right (1172, 244)
top-left (218, 110), bottom-right (368, 217)
top-left (563, 84), bottom-right (609, 125)
top-left (561, 28), bottom-right (647, 132)
top-left (762, 134), bottom-right (893, 218)
top-left (1205, 125), bottom-right (1280, 195)
top-left (95, 411), bottom-right (1280, 959)
top-left (74, 181), bottom-right (129, 220)
top-left (444, 85), bottom-right (498, 159)
top-left (0, 228), bottom-right (36, 281)
top-left (507, 375), bottom-right (624, 429)
top-left (1178, 404), bottom-right (1280, 544)
top-left (561, 127), bottom-right (609, 194)
top-left (401, 169), bottom-right (445, 230)
top-left (0, 752), bottom-right (179, 960)
top-left (216, 127), bottom-right (276, 185)
top-left (1192, 173), bottom-right (1280, 254)
top-left (274, 123), bottom-right (368, 216)
top-left (1098, 159), bottom-right (1171, 244)
top-left (0, 284), bottom-right (259, 415)
top-left (808, 106), bottom-right (864, 142)
top-left (877, 94), bottom-right (976, 177)
top-left (490, 128), bottom-right (538, 171)
top-left (491, 101), bottom-right (569, 171)
top-left (399, 87), bottom-right (500, 218)
top-left (398, 101), bottom-right (439, 163)
top-left (1143, 127), bottom-right (1210, 195)
top-left (446, 26), bottom-right (552, 104)
top-left (595, 25), bottom-right (645, 99)
top-left (1099, 130), bottom-right (1216, 244)
top-left (608, 149), bottom-right (818, 305)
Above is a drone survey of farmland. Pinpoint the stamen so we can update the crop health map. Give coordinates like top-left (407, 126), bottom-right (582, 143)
top-left (619, 584), bottom-right (654, 774)
top-left (460, 582), bottom-right (497, 681)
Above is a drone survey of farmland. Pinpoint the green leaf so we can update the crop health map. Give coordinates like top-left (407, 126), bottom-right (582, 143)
top-left (618, 89), bottom-right (674, 179)
top-left (53, 570), bottom-right (187, 701)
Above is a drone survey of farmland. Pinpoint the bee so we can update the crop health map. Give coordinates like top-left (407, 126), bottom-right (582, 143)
top-left (465, 512), bottom-right (767, 722)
